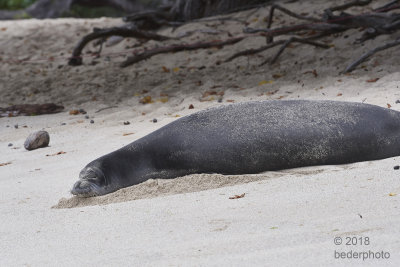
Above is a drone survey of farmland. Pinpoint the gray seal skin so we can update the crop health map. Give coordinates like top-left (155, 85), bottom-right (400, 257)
top-left (71, 100), bottom-right (400, 197)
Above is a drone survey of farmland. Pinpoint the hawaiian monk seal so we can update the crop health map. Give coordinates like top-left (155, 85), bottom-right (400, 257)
top-left (71, 100), bottom-right (400, 197)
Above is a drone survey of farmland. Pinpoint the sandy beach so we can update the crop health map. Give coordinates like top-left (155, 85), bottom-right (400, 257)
top-left (1, 0), bottom-right (400, 265)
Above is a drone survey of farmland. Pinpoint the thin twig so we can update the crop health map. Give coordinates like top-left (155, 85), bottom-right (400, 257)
top-left (326, 0), bottom-right (372, 13)
top-left (373, 0), bottom-right (400, 12)
top-left (225, 40), bottom-right (286, 62)
top-left (95, 106), bottom-right (119, 113)
top-left (344, 38), bottom-right (400, 73)
top-left (267, 37), bottom-right (330, 65)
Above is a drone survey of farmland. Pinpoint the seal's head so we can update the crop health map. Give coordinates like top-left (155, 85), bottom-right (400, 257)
top-left (71, 166), bottom-right (109, 197)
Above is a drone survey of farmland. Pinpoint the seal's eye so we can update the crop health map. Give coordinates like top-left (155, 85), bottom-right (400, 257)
top-left (80, 167), bottom-right (107, 187)
top-left (79, 168), bottom-right (95, 178)
top-left (86, 168), bottom-right (97, 178)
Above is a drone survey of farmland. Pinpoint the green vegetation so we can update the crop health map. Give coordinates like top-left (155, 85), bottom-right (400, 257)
top-left (64, 4), bottom-right (122, 18)
top-left (13, 11), bottom-right (32, 18)
top-left (0, 0), bottom-right (36, 10)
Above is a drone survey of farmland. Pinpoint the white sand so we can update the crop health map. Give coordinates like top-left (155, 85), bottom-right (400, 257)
top-left (1, 0), bottom-right (400, 265)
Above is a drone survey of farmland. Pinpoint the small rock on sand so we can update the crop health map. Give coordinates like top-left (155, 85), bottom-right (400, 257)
top-left (24, 130), bottom-right (50, 151)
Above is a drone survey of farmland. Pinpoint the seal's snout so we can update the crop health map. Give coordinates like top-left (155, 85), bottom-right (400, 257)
top-left (71, 166), bottom-right (107, 197)
top-left (71, 179), bottom-right (101, 197)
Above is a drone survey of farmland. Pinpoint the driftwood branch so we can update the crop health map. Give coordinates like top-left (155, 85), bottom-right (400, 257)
top-left (244, 23), bottom-right (349, 37)
top-left (120, 36), bottom-right (247, 67)
top-left (225, 36), bottom-right (329, 64)
top-left (324, 0), bottom-right (372, 13)
top-left (68, 26), bottom-right (171, 66)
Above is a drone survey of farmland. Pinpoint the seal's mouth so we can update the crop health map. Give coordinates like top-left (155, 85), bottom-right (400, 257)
top-left (71, 166), bottom-right (108, 197)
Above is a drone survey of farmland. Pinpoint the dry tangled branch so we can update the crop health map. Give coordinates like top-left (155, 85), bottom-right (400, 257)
top-left (120, 36), bottom-right (247, 67)
top-left (68, 0), bottom-right (400, 73)
top-left (68, 25), bottom-right (171, 66)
